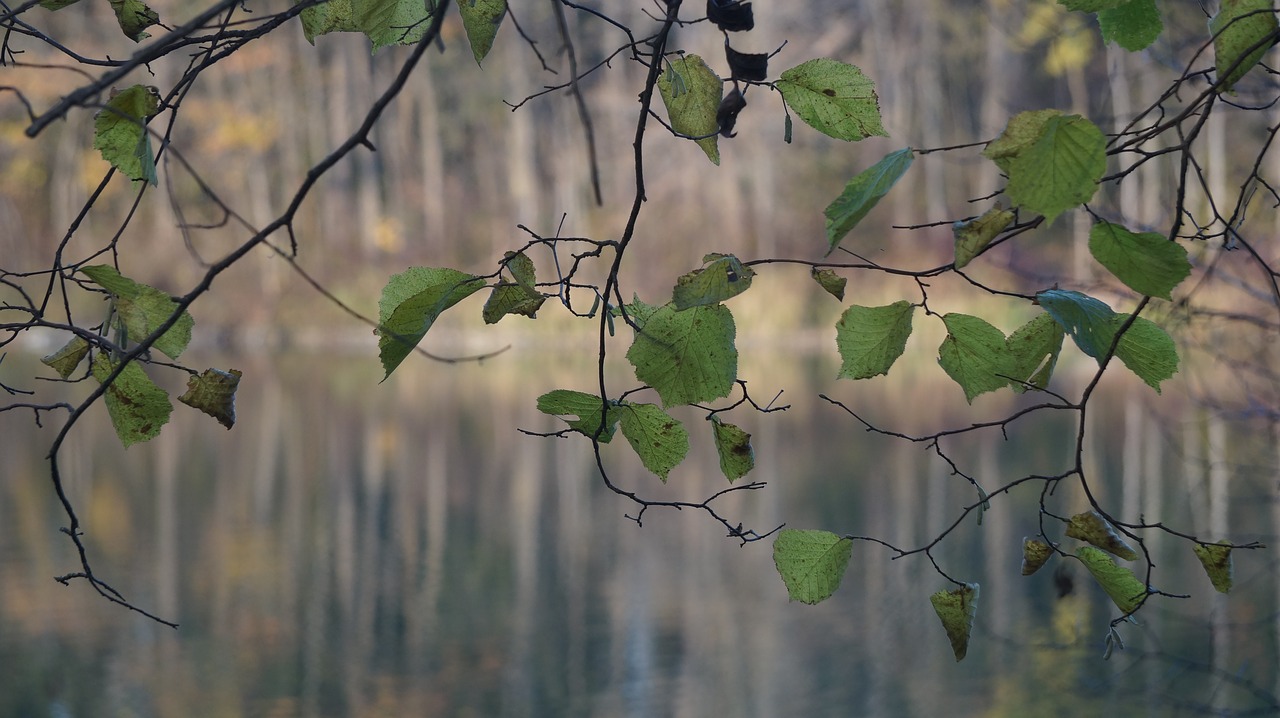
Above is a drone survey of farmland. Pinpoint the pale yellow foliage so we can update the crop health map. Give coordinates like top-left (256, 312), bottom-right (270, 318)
top-left (1017, 1), bottom-right (1094, 76)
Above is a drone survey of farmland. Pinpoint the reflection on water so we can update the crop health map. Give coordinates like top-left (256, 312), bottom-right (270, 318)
top-left (1, 352), bottom-right (1278, 717)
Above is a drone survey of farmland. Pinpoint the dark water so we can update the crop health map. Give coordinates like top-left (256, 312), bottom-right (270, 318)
top-left (1, 350), bottom-right (1278, 717)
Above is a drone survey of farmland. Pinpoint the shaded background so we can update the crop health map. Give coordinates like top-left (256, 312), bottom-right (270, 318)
top-left (3, 0), bottom-right (1280, 715)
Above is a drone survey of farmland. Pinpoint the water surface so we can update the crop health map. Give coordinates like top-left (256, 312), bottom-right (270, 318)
top-left (2, 352), bottom-right (1277, 717)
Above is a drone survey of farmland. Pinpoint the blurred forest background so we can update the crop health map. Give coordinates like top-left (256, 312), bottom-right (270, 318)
top-left (3, 0), bottom-right (1274, 351)
top-left (5, 1), bottom-right (1280, 715)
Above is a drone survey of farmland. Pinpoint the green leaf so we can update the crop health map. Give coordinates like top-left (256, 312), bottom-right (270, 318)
top-left (1038, 291), bottom-right (1179, 389)
top-left (41, 336), bottom-right (91, 379)
top-left (672, 255), bottom-right (756, 310)
top-left (536, 389), bottom-right (617, 443)
top-left (1006, 115), bottom-right (1106, 225)
top-left (1065, 509), bottom-right (1139, 560)
top-left (107, 0), bottom-right (159, 41)
top-left (1004, 313), bottom-right (1064, 393)
top-left (1022, 538), bottom-right (1053, 576)
top-left (929, 583), bottom-right (980, 662)
top-left (93, 85), bottom-right (160, 185)
top-left (1088, 221), bottom-right (1191, 300)
top-left (1114, 314), bottom-right (1179, 392)
top-left (377, 267), bottom-right (485, 378)
top-left (1037, 289), bottom-right (1118, 360)
top-left (617, 402), bottom-right (689, 482)
top-left (482, 283), bottom-right (546, 324)
top-left (91, 353), bottom-right (172, 448)
top-left (80, 264), bottom-right (193, 360)
top-left (834, 300), bottom-right (914, 380)
top-left (300, 0), bottom-right (359, 42)
top-left (504, 250), bottom-right (536, 290)
top-left (1211, 0), bottom-right (1278, 92)
top-left (711, 417), bottom-right (754, 482)
top-left (457, 0), bottom-right (506, 64)
top-left (483, 250), bottom-right (544, 322)
top-left (810, 268), bottom-right (846, 301)
top-left (1076, 546), bottom-right (1147, 614)
top-left (983, 109), bottom-right (1063, 174)
top-left (1192, 542), bottom-right (1234, 594)
top-left (177, 368), bottom-right (242, 430)
top-left (824, 148), bottom-right (914, 256)
top-left (937, 313), bottom-right (1011, 403)
top-left (614, 294), bottom-right (659, 328)
top-left (1058, 0), bottom-right (1126, 11)
top-left (626, 302), bottom-right (737, 408)
top-left (299, 0), bottom-right (433, 51)
top-left (772, 529), bottom-right (853, 605)
top-left (953, 206), bottom-right (1015, 269)
top-left (38, 0), bottom-right (84, 10)
top-left (657, 55), bottom-right (722, 165)
top-left (1098, 0), bottom-right (1163, 51)
top-left (775, 59), bottom-right (887, 142)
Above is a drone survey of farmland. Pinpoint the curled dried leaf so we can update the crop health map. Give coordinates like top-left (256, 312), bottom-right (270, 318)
top-left (1192, 541), bottom-right (1234, 594)
top-left (1021, 537), bottom-right (1052, 576)
top-left (1065, 509), bottom-right (1138, 561)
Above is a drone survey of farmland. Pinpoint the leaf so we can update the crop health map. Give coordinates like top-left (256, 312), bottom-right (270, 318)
top-left (38, 0), bottom-right (83, 9)
top-left (536, 389), bottom-right (617, 443)
top-left (725, 45), bottom-right (768, 82)
top-left (91, 353), bottom-right (172, 448)
top-left (80, 264), bottom-right (193, 360)
top-left (953, 206), bottom-right (1015, 269)
top-left (1088, 220), bottom-right (1191, 300)
top-left (1192, 542), bottom-right (1234, 593)
top-left (1076, 546), bottom-right (1147, 614)
top-left (657, 55), bottom-right (723, 165)
top-left (707, 0), bottom-right (753, 32)
top-left (1037, 289), bottom-right (1118, 360)
top-left (1038, 291), bottom-right (1179, 389)
top-left (614, 294), bottom-right (659, 328)
top-left (1022, 538), bottom-right (1053, 576)
top-left (93, 85), bottom-right (160, 184)
top-left (711, 417), bottom-right (754, 482)
top-left (823, 148), bottom-right (914, 255)
top-left (1098, 0), bottom-right (1163, 51)
top-left (672, 255), bottom-right (756, 310)
top-left (983, 109), bottom-right (1063, 174)
top-left (810, 268), bottom-right (846, 301)
top-left (775, 59), bottom-right (887, 142)
top-left (1210, 0), bottom-right (1278, 92)
top-left (1113, 314), bottom-right (1179, 392)
top-left (177, 368), bottom-right (242, 429)
top-left (1005, 313), bottom-right (1064, 393)
top-left (937, 313), bottom-right (1011, 402)
top-left (1058, 0), bottom-right (1126, 11)
top-left (1005, 115), bottom-right (1106, 225)
top-left (107, 0), bottom-right (159, 41)
top-left (929, 583), bottom-right (980, 662)
top-left (626, 302), bottom-right (737, 408)
top-left (504, 250), bottom-right (536, 290)
top-left (458, 0), bottom-right (506, 64)
top-left (772, 529), bottom-right (853, 605)
top-left (835, 301), bottom-right (914, 380)
top-left (299, 0), bottom-right (433, 51)
top-left (377, 267), bottom-right (485, 378)
top-left (41, 336), bottom-right (91, 379)
top-left (1065, 510), bottom-right (1139, 560)
top-left (617, 402), bottom-right (690, 482)
top-left (482, 283), bottom-right (546, 324)
top-left (716, 88), bottom-right (748, 137)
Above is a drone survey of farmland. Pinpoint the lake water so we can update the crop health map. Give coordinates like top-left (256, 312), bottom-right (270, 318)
top-left (1, 349), bottom-right (1278, 717)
